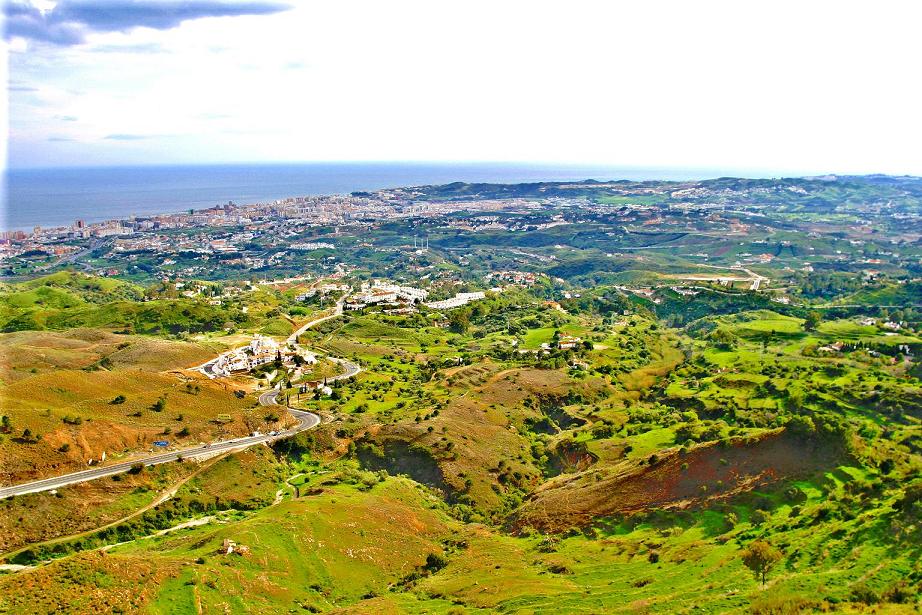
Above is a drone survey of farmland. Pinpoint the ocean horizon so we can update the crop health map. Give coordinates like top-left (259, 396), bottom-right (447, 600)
top-left (3, 162), bottom-right (783, 231)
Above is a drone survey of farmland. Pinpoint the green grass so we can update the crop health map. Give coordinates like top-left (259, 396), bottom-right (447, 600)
top-left (2, 277), bottom-right (921, 614)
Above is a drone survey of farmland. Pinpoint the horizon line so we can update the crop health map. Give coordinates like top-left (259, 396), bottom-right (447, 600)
top-left (5, 160), bottom-right (919, 181)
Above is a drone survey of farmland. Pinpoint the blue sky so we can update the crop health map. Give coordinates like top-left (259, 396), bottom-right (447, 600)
top-left (5, 0), bottom-right (922, 174)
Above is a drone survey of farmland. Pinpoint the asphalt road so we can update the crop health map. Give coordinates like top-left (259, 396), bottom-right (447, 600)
top-left (0, 408), bottom-right (320, 499)
top-left (328, 356), bottom-right (361, 381)
top-left (192, 290), bottom-right (352, 378)
top-left (286, 291), bottom-right (348, 344)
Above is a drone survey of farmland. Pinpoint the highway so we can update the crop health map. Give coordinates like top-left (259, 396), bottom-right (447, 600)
top-left (0, 408), bottom-right (319, 499)
top-left (0, 290), bottom-right (358, 499)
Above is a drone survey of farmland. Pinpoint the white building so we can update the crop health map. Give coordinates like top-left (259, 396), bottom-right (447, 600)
top-left (424, 291), bottom-right (485, 310)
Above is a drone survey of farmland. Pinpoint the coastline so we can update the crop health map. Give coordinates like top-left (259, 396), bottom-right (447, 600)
top-left (3, 162), bottom-right (779, 232)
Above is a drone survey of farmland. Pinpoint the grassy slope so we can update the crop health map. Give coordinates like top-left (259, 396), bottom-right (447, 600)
top-left (2, 294), bottom-right (921, 613)
top-left (0, 329), bottom-right (265, 481)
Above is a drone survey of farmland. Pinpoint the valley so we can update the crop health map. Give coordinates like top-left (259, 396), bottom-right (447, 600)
top-left (1, 177), bottom-right (921, 613)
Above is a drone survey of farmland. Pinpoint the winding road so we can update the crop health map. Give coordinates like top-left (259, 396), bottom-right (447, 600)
top-left (0, 291), bottom-right (359, 499)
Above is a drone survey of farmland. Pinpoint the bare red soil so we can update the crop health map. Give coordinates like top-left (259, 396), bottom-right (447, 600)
top-left (511, 428), bottom-right (842, 533)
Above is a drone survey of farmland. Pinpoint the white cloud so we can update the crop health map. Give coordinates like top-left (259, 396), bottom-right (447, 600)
top-left (7, 0), bottom-right (922, 174)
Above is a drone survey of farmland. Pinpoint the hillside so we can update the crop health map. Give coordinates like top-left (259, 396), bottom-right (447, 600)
top-left (1, 273), bottom-right (920, 613)
top-left (0, 328), bottom-right (268, 482)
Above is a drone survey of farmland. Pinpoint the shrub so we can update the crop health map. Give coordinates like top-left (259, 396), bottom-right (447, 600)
top-left (424, 552), bottom-right (448, 572)
top-left (850, 582), bottom-right (880, 605)
top-left (881, 581), bottom-right (913, 604)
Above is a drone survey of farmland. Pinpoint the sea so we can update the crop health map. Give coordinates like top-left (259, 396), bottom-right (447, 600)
top-left (1, 162), bottom-right (760, 231)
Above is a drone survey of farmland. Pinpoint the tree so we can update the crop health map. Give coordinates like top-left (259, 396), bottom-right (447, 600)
top-left (741, 540), bottom-right (782, 586)
top-left (448, 310), bottom-right (470, 334)
top-left (708, 328), bottom-right (738, 350)
top-left (803, 311), bottom-right (822, 332)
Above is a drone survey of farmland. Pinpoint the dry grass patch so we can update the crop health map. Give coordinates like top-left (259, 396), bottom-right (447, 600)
top-left (0, 331), bottom-right (263, 481)
top-left (0, 464), bottom-right (193, 554)
top-left (0, 551), bottom-right (183, 614)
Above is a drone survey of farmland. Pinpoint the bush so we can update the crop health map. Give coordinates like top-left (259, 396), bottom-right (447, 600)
top-left (751, 510), bottom-right (770, 526)
top-left (881, 581), bottom-right (913, 604)
top-left (538, 535), bottom-right (559, 552)
top-left (424, 552), bottom-right (448, 572)
top-left (850, 582), bottom-right (880, 605)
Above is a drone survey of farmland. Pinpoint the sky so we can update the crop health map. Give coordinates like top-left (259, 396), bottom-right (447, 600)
top-left (4, 0), bottom-right (922, 174)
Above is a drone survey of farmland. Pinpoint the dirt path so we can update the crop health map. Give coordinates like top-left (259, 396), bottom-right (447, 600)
top-left (482, 367), bottom-right (522, 387)
top-left (1, 453), bottom-right (229, 562)
top-left (151, 515), bottom-right (216, 537)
